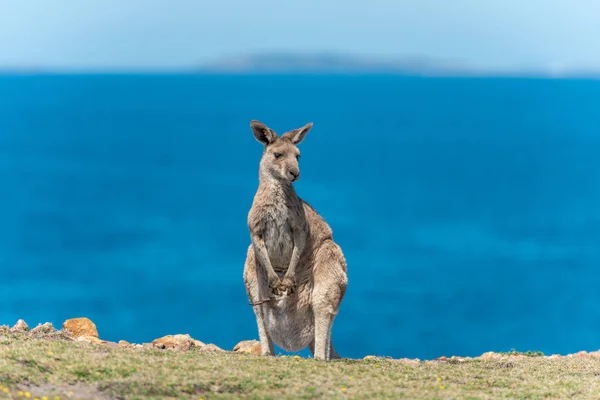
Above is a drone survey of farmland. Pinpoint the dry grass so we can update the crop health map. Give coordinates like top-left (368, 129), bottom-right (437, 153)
top-left (1, 331), bottom-right (600, 399)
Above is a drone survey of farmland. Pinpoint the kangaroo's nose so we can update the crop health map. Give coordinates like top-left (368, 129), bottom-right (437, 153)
top-left (289, 170), bottom-right (299, 180)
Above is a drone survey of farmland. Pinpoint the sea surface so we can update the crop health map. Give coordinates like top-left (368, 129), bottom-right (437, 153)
top-left (1, 74), bottom-right (599, 360)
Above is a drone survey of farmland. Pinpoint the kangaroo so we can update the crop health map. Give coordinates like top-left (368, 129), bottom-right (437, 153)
top-left (243, 120), bottom-right (348, 361)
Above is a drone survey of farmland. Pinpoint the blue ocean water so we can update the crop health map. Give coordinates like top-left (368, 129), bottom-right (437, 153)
top-left (1, 74), bottom-right (599, 360)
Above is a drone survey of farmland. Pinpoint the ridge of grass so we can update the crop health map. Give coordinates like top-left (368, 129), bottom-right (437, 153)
top-left (497, 349), bottom-right (545, 357)
top-left (2, 331), bottom-right (600, 399)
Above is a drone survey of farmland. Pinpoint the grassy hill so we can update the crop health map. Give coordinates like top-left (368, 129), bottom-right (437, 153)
top-left (1, 325), bottom-right (600, 399)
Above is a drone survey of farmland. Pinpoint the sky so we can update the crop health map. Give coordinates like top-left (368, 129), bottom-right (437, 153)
top-left (0, 0), bottom-right (599, 72)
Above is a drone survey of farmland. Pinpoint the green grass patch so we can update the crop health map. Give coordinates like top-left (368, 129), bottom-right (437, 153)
top-left (0, 332), bottom-right (599, 399)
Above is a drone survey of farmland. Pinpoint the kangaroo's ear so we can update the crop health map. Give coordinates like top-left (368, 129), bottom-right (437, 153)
top-left (250, 120), bottom-right (277, 145)
top-left (282, 122), bottom-right (313, 145)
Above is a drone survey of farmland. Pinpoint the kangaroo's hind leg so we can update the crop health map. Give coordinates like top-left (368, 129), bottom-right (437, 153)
top-left (309, 339), bottom-right (341, 360)
top-left (310, 240), bottom-right (348, 360)
top-left (243, 246), bottom-right (275, 356)
top-left (252, 304), bottom-right (274, 356)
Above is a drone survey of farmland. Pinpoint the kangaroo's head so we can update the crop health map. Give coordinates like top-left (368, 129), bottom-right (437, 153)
top-left (250, 120), bottom-right (313, 183)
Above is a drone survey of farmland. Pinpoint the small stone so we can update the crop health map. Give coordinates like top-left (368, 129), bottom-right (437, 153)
top-left (152, 334), bottom-right (195, 350)
top-left (395, 358), bottom-right (420, 365)
top-left (436, 356), bottom-right (448, 361)
top-left (10, 319), bottom-right (29, 332)
top-left (63, 318), bottom-right (98, 338)
top-left (54, 330), bottom-right (75, 341)
top-left (76, 335), bottom-right (106, 345)
top-left (363, 355), bottom-right (378, 360)
top-left (201, 343), bottom-right (224, 352)
top-left (193, 340), bottom-right (206, 348)
top-left (118, 340), bottom-right (132, 348)
top-left (547, 354), bottom-right (561, 359)
top-left (589, 350), bottom-right (600, 359)
top-left (479, 351), bottom-right (501, 360)
top-left (31, 323), bottom-right (55, 334)
top-left (233, 340), bottom-right (262, 355)
top-left (574, 351), bottom-right (588, 358)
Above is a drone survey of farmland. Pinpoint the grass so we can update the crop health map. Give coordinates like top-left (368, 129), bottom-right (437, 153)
top-left (497, 350), bottom-right (545, 357)
top-left (2, 331), bottom-right (600, 399)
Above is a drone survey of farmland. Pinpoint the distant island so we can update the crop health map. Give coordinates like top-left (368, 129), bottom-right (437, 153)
top-left (198, 52), bottom-right (460, 75)
top-left (196, 52), bottom-right (600, 78)
top-left (1, 53), bottom-right (599, 78)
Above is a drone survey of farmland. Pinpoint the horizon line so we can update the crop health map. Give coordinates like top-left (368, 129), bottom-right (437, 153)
top-left (0, 69), bottom-right (599, 79)
top-left (2, 51), bottom-right (600, 77)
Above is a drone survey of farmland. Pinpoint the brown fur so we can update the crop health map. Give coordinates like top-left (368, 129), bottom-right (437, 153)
top-left (243, 120), bottom-right (348, 360)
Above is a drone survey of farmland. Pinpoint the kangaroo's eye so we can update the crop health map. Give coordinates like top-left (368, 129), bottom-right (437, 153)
top-left (273, 152), bottom-right (283, 159)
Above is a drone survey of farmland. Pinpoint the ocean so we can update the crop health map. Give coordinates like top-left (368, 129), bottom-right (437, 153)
top-left (0, 74), bottom-right (599, 360)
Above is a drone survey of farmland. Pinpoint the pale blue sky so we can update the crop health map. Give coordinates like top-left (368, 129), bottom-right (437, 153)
top-left (0, 0), bottom-right (598, 71)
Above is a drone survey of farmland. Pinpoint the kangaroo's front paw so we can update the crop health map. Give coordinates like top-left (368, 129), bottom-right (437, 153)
top-left (268, 275), bottom-right (281, 295)
top-left (274, 276), bottom-right (296, 296)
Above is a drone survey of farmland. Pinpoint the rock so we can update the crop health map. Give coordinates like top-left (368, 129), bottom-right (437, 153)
top-left (118, 340), bottom-right (133, 348)
top-left (53, 330), bottom-right (76, 341)
top-left (150, 333), bottom-right (216, 351)
top-left (479, 351), bottom-right (501, 360)
top-left (76, 335), bottom-right (106, 345)
top-left (63, 318), bottom-right (98, 338)
top-left (10, 319), bottom-right (29, 332)
top-left (436, 356), bottom-right (448, 361)
top-left (396, 358), bottom-right (421, 365)
top-left (201, 343), bottom-right (224, 352)
top-left (565, 351), bottom-right (589, 358)
top-left (574, 351), bottom-right (588, 358)
top-left (31, 322), bottom-right (56, 334)
top-left (363, 355), bottom-right (378, 360)
top-left (233, 340), bottom-right (262, 355)
top-left (589, 350), bottom-right (600, 359)
top-left (152, 334), bottom-right (195, 350)
top-left (547, 354), bottom-right (561, 360)
top-left (0, 325), bottom-right (9, 333)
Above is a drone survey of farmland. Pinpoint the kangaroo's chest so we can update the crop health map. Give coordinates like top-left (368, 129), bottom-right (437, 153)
top-left (262, 204), bottom-right (295, 271)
